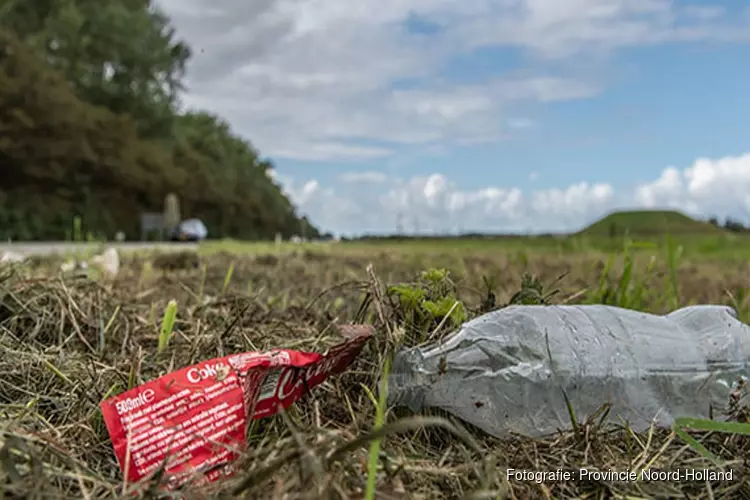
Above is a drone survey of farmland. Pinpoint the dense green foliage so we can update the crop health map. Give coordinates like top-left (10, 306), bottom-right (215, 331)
top-left (577, 210), bottom-right (724, 237)
top-left (0, 0), bottom-right (319, 240)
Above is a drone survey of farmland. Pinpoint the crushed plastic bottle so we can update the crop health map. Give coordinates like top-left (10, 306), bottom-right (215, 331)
top-left (386, 304), bottom-right (750, 438)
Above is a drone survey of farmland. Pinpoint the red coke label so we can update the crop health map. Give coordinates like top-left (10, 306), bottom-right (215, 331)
top-left (99, 325), bottom-right (373, 491)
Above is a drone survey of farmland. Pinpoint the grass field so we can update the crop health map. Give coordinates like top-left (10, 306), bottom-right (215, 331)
top-left (1, 234), bottom-right (749, 499)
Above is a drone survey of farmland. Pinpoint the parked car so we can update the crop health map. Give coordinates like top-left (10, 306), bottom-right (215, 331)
top-left (170, 218), bottom-right (208, 242)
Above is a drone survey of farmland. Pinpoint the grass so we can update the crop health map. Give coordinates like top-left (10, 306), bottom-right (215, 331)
top-left (0, 238), bottom-right (749, 499)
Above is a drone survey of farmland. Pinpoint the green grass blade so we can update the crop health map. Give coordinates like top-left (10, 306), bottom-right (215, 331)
top-left (157, 300), bottom-right (178, 354)
top-left (672, 417), bottom-right (750, 468)
top-left (665, 234), bottom-right (682, 309)
top-left (364, 357), bottom-right (391, 500)
top-left (222, 261), bottom-right (235, 295)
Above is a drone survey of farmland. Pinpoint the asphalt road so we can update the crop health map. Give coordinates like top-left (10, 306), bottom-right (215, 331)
top-left (0, 241), bottom-right (199, 257)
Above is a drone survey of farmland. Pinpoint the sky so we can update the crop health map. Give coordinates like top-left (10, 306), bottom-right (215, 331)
top-left (155, 0), bottom-right (750, 236)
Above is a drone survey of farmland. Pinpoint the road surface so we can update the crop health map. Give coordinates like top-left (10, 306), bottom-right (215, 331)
top-left (0, 242), bottom-right (199, 257)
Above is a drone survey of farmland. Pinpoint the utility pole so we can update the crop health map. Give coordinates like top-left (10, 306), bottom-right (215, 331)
top-left (396, 212), bottom-right (404, 234)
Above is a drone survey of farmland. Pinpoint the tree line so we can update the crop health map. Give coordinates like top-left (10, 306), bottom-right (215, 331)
top-left (0, 0), bottom-right (319, 241)
top-left (708, 216), bottom-right (749, 233)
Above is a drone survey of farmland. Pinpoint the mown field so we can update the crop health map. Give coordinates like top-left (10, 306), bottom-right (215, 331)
top-left (1, 236), bottom-right (749, 499)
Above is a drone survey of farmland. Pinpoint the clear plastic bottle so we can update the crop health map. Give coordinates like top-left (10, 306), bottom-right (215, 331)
top-left (386, 304), bottom-right (750, 438)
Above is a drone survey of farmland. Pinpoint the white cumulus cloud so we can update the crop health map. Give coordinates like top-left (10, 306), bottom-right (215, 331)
top-left (154, 0), bottom-right (750, 161)
top-left (148, 0), bottom-right (750, 234)
top-left (340, 171), bottom-right (389, 184)
top-left (283, 152), bottom-right (750, 235)
top-left (635, 153), bottom-right (750, 219)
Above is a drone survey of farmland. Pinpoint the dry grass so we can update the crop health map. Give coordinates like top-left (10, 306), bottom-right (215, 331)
top-left (1, 246), bottom-right (749, 499)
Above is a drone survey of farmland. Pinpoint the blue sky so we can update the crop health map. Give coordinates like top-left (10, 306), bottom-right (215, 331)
top-left (160, 0), bottom-right (750, 236)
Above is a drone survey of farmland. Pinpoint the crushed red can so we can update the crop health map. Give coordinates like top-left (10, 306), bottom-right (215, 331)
top-left (99, 325), bottom-right (373, 490)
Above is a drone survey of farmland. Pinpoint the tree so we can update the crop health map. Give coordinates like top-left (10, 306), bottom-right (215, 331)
top-left (724, 217), bottom-right (746, 233)
top-left (0, 22), bottom-right (321, 241)
top-left (0, 28), bottom-right (177, 238)
top-left (1, 0), bottom-right (191, 137)
top-left (173, 111), bottom-right (319, 239)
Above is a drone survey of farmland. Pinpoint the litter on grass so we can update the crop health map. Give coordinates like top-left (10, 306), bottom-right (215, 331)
top-left (387, 304), bottom-right (750, 438)
top-left (100, 324), bottom-right (373, 490)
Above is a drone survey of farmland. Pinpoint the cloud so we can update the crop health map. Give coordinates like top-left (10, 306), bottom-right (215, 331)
top-left (340, 171), bottom-right (389, 184)
top-left (282, 153), bottom-right (750, 235)
top-left (271, 143), bottom-right (392, 162)
top-left (509, 118), bottom-right (535, 130)
top-left (154, 0), bottom-right (750, 162)
top-left (635, 153), bottom-right (750, 218)
top-left (683, 5), bottom-right (725, 21)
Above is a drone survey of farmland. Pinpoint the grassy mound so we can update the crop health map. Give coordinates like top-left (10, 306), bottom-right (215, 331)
top-left (0, 247), bottom-right (748, 498)
top-left (579, 210), bottom-right (724, 237)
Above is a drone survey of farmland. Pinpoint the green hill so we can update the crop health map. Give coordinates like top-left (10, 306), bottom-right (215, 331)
top-left (578, 210), bottom-right (725, 237)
